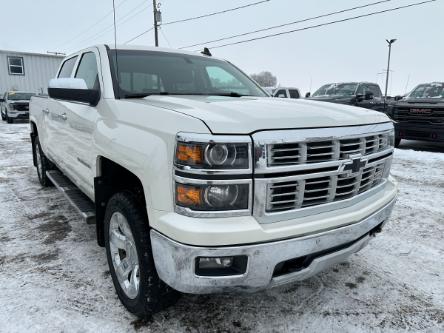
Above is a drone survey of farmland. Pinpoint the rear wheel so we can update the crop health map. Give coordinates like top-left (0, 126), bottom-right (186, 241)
top-left (34, 136), bottom-right (53, 186)
top-left (104, 192), bottom-right (180, 318)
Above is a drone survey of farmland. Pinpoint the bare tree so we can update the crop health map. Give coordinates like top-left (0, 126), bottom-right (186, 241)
top-left (250, 71), bottom-right (277, 87)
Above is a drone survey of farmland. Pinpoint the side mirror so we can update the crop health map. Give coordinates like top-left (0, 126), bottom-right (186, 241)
top-left (48, 78), bottom-right (100, 106)
top-left (394, 95), bottom-right (403, 101)
top-left (356, 93), bottom-right (364, 102)
top-left (0, 98), bottom-right (4, 103)
top-left (305, 92), bottom-right (311, 98)
top-left (365, 92), bottom-right (374, 100)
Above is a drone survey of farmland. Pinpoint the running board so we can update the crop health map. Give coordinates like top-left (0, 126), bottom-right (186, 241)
top-left (46, 170), bottom-right (96, 224)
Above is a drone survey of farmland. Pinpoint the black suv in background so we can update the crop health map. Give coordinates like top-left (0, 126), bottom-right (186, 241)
top-left (388, 82), bottom-right (444, 147)
top-left (307, 82), bottom-right (386, 112)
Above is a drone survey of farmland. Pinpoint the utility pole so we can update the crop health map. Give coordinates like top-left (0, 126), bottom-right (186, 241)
top-left (152, 0), bottom-right (160, 47)
top-left (384, 39), bottom-right (397, 98)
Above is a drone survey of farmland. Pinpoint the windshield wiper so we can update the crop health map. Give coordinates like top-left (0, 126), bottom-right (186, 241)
top-left (123, 92), bottom-right (172, 99)
top-left (208, 92), bottom-right (246, 97)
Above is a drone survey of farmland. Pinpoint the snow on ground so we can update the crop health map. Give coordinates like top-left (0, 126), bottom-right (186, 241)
top-left (0, 121), bottom-right (443, 333)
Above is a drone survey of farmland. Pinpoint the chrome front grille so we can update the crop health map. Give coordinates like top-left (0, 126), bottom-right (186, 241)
top-left (253, 123), bottom-right (395, 224)
top-left (266, 163), bottom-right (385, 212)
top-left (268, 133), bottom-right (391, 166)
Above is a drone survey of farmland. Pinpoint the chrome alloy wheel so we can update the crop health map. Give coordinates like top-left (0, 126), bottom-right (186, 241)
top-left (109, 212), bottom-right (140, 299)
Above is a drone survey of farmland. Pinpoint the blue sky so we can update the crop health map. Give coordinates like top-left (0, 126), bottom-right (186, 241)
top-left (1, 0), bottom-right (442, 95)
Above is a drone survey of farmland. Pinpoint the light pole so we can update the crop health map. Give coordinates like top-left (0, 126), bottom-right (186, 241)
top-left (384, 39), bottom-right (396, 98)
top-left (153, 0), bottom-right (161, 47)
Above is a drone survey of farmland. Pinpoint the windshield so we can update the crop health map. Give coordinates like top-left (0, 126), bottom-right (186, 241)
top-left (407, 83), bottom-right (444, 99)
top-left (312, 83), bottom-right (358, 97)
top-left (7, 92), bottom-right (35, 100)
top-left (108, 50), bottom-right (267, 98)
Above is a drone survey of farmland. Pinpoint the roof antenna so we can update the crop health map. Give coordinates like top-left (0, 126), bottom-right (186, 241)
top-left (112, 0), bottom-right (121, 99)
top-left (201, 47), bottom-right (212, 57)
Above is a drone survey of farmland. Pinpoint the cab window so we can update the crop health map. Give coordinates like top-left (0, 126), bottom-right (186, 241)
top-left (289, 89), bottom-right (300, 99)
top-left (275, 89), bottom-right (288, 98)
top-left (58, 56), bottom-right (78, 78)
top-left (75, 52), bottom-right (99, 90)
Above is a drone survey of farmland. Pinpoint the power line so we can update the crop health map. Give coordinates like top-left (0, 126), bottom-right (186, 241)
top-left (162, 0), bottom-right (270, 26)
top-left (58, 0), bottom-right (131, 49)
top-left (124, 0), bottom-right (271, 44)
top-left (124, 27), bottom-right (154, 44)
top-left (180, 0), bottom-right (393, 49)
top-left (203, 0), bottom-right (437, 50)
top-left (69, 0), bottom-right (152, 50)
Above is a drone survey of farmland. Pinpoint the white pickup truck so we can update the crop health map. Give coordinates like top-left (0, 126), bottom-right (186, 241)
top-left (30, 45), bottom-right (397, 318)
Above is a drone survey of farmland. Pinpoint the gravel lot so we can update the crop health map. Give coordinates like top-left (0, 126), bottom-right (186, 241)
top-left (0, 121), bottom-right (443, 333)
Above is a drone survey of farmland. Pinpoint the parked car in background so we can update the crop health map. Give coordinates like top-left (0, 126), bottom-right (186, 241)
top-left (388, 82), bottom-right (444, 146)
top-left (1, 91), bottom-right (35, 123)
top-left (273, 87), bottom-right (301, 99)
top-left (307, 82), bottom-right (386, 112)
top-left (30, 45), bottom-right (397, 318)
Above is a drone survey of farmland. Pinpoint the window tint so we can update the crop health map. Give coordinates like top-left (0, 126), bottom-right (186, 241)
top-left (58, 56), bottom-right (78, 78)
top-left (275, 89), bottom-right (287, 98)
top-left (289, 89), bottom-right (300, 99)
top-left (366, 85), bottom-right (382, 98)
top-left (75, 52), bottom-right (99, 90)
top-left (206, 66), bottom-right (250, 95)
top-left (7, 56), bottom-right (24, 75)
top-left (108, 50), bottom-right (267, 98)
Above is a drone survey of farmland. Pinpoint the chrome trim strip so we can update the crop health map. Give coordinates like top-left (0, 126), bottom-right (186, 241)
top-left (150, 196), bottom-right (396, 294)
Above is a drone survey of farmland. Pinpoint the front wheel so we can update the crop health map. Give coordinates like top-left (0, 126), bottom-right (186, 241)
top-left (395, 138), bottom-right (401, 148)
top-left (6, 115), bottom-right (12, 124)
top-left (104, 192), bottom-right (180, 318)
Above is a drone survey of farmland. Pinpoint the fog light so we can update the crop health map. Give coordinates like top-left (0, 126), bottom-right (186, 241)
top-left (196, 256), bottom-right (248, 276)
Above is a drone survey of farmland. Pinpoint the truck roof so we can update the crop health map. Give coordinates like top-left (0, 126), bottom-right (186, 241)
top-left (69, 44), bottom-right (226, 62)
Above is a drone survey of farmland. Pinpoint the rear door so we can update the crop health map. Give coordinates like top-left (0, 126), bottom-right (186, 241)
top-left (61, 48), bottom-right (102, 198)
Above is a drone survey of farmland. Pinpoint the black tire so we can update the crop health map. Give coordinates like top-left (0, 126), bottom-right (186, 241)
top-left (1, 111), bottom-right (5, 121)
top-left (7, 116), bottom-right (12, 124)
top-left (104, 192), bottom-right (180, 318)
top-left (34, 136), bottom-right (53, 186)
top-left (395, 138), bottom-right (401, 148)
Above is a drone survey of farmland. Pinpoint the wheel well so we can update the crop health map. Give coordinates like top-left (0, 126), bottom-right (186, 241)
top-left (95, 157), bottom-right (147, 246)
top-left (30, 122), bottom-right (38, 167)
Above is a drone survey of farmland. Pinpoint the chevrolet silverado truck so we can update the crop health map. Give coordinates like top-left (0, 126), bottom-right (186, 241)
top-left (1, 91), bottom-right (35, 123)
top-left (29, 45), bottom-right (397, 318)
top-left (388, 82), bottom-right (444, 146)
top-left (307, 82), bottom-right (386, 112)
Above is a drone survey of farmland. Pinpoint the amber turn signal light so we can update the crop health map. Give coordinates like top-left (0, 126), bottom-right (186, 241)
top-left (176, 143), bottom-right (203, 165)
top-left (176, 184), bottom-right (203, 206)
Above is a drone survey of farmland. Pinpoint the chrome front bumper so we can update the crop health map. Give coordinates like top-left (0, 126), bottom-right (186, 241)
top-left (151, 197), bottom-right (396, 294)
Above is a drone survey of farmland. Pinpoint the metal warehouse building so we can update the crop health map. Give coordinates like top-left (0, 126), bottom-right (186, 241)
top-left (0, 50), bottom-right (63, 95)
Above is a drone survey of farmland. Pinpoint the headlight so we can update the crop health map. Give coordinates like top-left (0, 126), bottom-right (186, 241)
top-left (175, 182), bottom-right (249, 212)
top-left (175, 133), bottom-right (251, 171)
top-left (174, 133), bottom-right (252, 217)
top-left (388, 128), bottom-right (395, 147)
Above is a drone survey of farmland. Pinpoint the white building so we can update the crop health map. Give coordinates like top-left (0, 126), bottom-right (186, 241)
top-left (0, 50), bottom-right (63, 95)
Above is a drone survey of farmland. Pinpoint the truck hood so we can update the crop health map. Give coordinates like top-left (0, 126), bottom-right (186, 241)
top-left (132, 95), bottom-right (389, 134)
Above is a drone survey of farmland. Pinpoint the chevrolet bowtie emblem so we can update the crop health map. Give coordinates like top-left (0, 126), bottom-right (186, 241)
top-left (343, 155), bottom-right (367, 174)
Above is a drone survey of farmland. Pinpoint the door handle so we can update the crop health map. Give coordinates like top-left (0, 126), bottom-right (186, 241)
top-left (42, 108), bottom-right (49, 114)
top-left (60, 113), bottom-right (67, 121)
